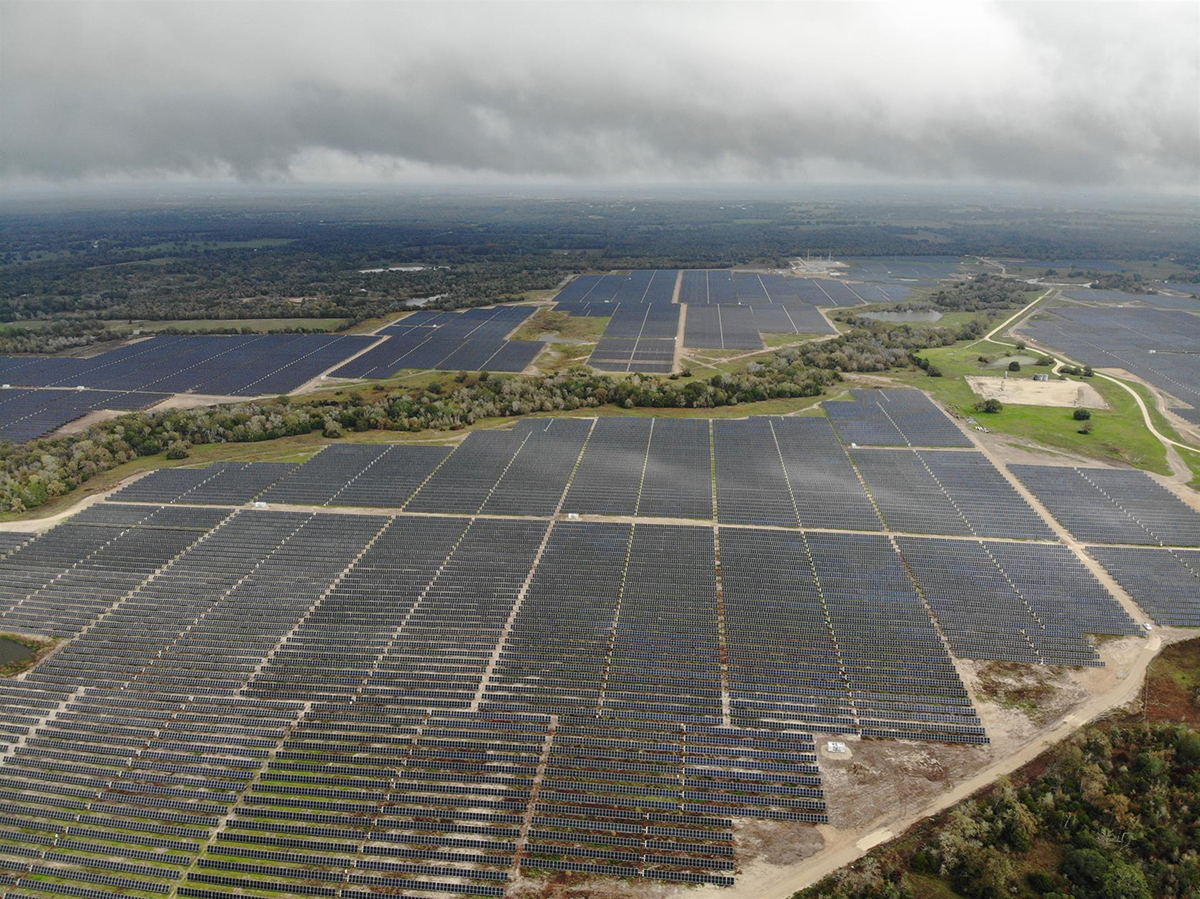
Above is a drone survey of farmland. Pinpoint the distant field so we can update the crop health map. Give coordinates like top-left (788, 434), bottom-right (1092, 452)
top-left (123, 317), bottom-right (347, 333)
top-left (891, 339), bottom-right (1172, 474)
top-left (131, 238), bottom-right (298, 252)
top-left (1, 238), bottom-right (298, 268)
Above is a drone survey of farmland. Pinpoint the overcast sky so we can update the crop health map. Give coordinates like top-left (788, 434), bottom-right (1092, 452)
top-left (2, 1), bottom-right (1197, 192)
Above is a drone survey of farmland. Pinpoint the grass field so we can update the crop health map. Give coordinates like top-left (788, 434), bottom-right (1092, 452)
top-left (762, 332), bottom-right (824, 348)
top-left (510, 309), bottom-right (609, 342)
top-left (300, 367), bottom-right (473, 399)
top-left (132, 238), bottom-right (298, 253)
top-left (887, 340), bottom-right (1173, 474)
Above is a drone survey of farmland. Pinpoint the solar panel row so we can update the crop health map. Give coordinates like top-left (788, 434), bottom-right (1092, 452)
top-left (0, 388), bottom-right (165, 444)
top-left (0, 334), bottom-right (377, 397)
top-left (587, 304), bottom-right (680, 372)
top-left (1010, 465), bottom-right (1200, 546)
top-left (1086, 547), bottom-right (1200, 627)
top-left (1017, 305), bottom-right (1200, 419)
top-left (554, 270), bottom-right (679, 307)
top-left (333, 307), bottom-right (541, 377)
top-left (826, 389), bottom-right (972, 447)
top-left (0, 383), bottom-right (1177, 895)
top-left (898, 538), bottom-right (1134, 666)
top-left (110, 462), bottom-right (296, 506)
top-left (682, 305), bottom-right (762, 350)
top-left (677, 271), bottom-right (867, 307)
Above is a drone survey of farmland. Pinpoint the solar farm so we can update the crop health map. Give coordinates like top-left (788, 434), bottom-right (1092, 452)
top-left (1, 387), bottom-right (1197, 897)
top-left (1016, 303), bottom-right (1200, 427)
top-left (0, 309), bottom-right (548, 442)
top-left (0, 335), bottom-right (382, 443)
top-left (330, 308), bottom-right (542, 379)
top-left (550, 269), bottom-right (887, 369)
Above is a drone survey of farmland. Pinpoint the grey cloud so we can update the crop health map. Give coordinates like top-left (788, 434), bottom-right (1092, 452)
top-left (2, 1), bottom-right (1197, 190)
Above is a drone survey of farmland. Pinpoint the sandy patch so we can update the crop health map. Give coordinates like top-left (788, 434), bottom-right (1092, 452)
top-left (150, 393), bottom-right (248, 410)
top-left (48, 408), bottom-right (131, 436)
top-left (967, 375), bottom-right (1107, 409)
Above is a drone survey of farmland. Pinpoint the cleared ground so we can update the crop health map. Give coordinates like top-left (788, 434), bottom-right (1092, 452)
top-left (966, 374), bottom-right (1108, 409)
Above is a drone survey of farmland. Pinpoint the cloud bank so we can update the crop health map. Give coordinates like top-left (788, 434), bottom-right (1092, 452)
top-left (2, 1), bottom-right (1197, 190)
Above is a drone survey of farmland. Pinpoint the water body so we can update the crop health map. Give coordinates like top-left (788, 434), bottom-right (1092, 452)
top-left (358, 265), bottom-right (428, 273)
top-left (862, 310), bottom-right (943, 323)
top-left (0, 637), bottom-right (34, 667)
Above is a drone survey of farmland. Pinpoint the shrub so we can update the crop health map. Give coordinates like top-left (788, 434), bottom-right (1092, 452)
top-left (1078, 421), bottom-right (1093, 435)
top-left (1073, 408), bottom-right (1092, 421)
top-left (1027, 871), bottom-right (1058, 894)
top-left (165, 442), bottom-right (190, 460)
top-left (974, 399), bottom-right (1003, 414)
top-left (1008, 361), bottom-right (1021, 372)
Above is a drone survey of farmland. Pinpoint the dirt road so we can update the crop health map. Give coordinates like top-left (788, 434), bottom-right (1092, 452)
top-left (729, 628), bottom-right (1167, 899)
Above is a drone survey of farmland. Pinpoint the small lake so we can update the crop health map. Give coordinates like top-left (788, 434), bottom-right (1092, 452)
top-left (0, 637), bottom-right (34, 666)
top-left (861, 310), bottom-right (944, 323)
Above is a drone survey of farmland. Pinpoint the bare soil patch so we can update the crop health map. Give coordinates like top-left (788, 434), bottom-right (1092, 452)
top-left (966, 375), bottom-right (1107, 409)
top-left (506, 872), bottom-right (688, 899)
top-left (734, 819), bottom-right (824, 867)
top-left (819, 739), bottom-right (988, 831)
top-left (50, 408), bottom-right (131, 436)
top-left (151, 393), bottom-right (246, 410)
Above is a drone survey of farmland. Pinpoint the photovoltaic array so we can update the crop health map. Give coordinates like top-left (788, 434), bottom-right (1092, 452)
top-left (1009, 465), bottom-right (1200, 546)
top-left (0, 389), bottom-right (1190, 896)
top-left (553, 269), bottom-right (679, 312)
top-left (1017, 305), bottom-right (1200, 428)
top-left (331, 306), bottom-right (542, 377)
top-left (0, 334), bottom-right (376, 396)
top-left (588, 304), bottom-right (680, 373)
top-left (0, 388), bottom-right (165, 443)
top-left (825, 389), bottom-right (973, 447)
top-left (1085, 547), bottom-right (1200, 626)
top-left (553, 270), bottom-right (873, 372)
top-left (842, 256), bottom-right (966, 284)
top-left (679, 270), bottom-right (866, 309)
top-left (1060, 288), bottom-right (1200, 312)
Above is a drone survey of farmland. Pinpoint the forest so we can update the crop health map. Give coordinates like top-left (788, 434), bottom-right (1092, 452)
top-left (798, 638), bottom-right (1200, 899)
top-left (3, 192), bottom-right (1198, 347)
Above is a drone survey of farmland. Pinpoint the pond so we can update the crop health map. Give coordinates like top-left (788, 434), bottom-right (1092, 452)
top-left (986, 354), bottom-right (1040, 369)
top-left (0, 637), bottom-right (34, 667)
top-left (861, 310), bottom-right (944, 323)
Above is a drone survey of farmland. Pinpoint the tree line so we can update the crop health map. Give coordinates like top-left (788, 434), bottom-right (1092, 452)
top-left (0, 315), bottom-right (989, 513)
top-left (797, 718), bottom-right (1199, 899)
